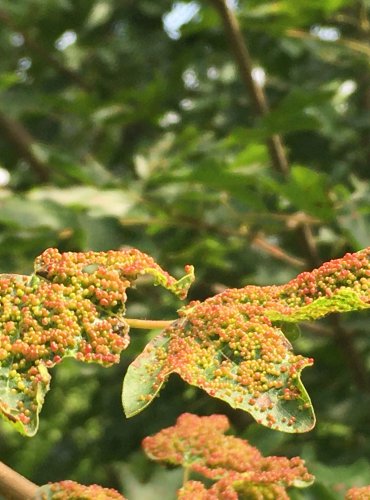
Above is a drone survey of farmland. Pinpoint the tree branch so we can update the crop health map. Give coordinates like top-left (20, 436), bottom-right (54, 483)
top-left (120, 216), bottom-right (306, 268)
top-left (286, 28), bottom-right (370, 58)
top-left (0, 461), bottom-right (38, 500)
top-left (210, 0), bottom-right (289, 176)
top-left (0, 111), bottom-right (50, 182)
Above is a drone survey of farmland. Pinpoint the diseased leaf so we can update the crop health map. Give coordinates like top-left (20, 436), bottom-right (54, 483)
top-left (124, 248), bottom-right (370, 433)
top-left (346, 485), bottom-right (370, 499)
top-left (143, 413), bottom-right (313, 499)
top-left (35, 480), bottom-right (125, 499)
top-left (0, 248), bottom-right (193, 436)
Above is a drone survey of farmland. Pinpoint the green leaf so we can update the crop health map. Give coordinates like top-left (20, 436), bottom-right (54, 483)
top-left (128, 307), bottom-right (315, 433)
top-left (122, 330), bottom-right (173, 418)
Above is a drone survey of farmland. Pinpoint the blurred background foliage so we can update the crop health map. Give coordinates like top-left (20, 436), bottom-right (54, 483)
top-left (0, 0), bottom-right (369, 498)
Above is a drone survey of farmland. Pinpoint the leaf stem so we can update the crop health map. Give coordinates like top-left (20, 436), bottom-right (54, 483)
top-left (0, 461), bottom-right (38, 500)
top-left (125, 318), bottom-right (175, 329)
top-left (182, 466), bottom-right (190, 485)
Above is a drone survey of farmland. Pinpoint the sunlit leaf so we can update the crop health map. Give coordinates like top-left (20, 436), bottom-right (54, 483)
top-left (124, 248), bottom-right (370, 432)
top-left (0, 248), bottom-right (193, 436)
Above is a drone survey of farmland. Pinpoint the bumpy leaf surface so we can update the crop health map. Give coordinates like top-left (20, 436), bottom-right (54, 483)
top-left (178, 480), bottom-right (291, 500)
top-left (0, 248), bottom-right (193, 435)
top-left (143, 413), bottom-right (313, 499)
top-left (35, 480), bottom-right (125, 499)
top-left (346, 486), bottom-right (370, 500)
top-left (124, 248), bottom-right (370, 432)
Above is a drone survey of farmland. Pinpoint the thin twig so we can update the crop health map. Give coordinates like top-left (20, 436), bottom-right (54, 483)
top-left (251, 234), bottom-right (305, 268)
top-left (300, 321), bottom-right (333, 336)
top-left (0, 461), bottom-right (38, 500)
top-left (210, 0), bottom-right (289, 175)
top-left (182, 466), bottom-right (190, 485)
top-left (286, 28), bottom-right (370, 58)
top-left (210, 0), bottom-right (321, 268)
top-left (120, 216), bottom-right (306, 268)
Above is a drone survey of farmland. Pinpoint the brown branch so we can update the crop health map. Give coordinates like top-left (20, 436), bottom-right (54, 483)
top-left (300, 321), bottom-right (333, 336)
top-left (209, 0), bottom-right (321, 267)
top-left (210, 0), bottom-right (289, 175)
top-left (0, 111), bottom-right (50, 182)
top-left (0, 9), bottom-right (90, 91)
top-left (0, 461), bottom-right (38, 500)
top-left (286, 28), bottom-right (370, 58)
top-left (120, 215), bottom-right (306, 268)
top-left (251, 234), bottom-right (305, 268)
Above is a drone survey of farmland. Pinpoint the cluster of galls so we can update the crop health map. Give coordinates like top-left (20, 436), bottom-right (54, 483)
top-left (0, 248), bottom-right (193, 435)
top-left (143, 248), bottom-right (369, 432)
top-left (143, 413), bottom-right (313, 499)
top-left (40, 480), bottom-right (125, 499)
top-left (281, 247), bottom-right (369, 310)
top-left (162, 300), bottom-right (313, 432)
top-left (346, 486), bottom-right (370, 499)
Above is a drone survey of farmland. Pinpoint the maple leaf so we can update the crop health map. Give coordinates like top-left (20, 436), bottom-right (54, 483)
top-left (124, 247), bottom-right (369, 432)
top-left (0, 248), bottom-right (193, 435)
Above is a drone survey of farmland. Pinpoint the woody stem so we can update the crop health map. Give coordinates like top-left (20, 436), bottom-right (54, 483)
top-left (0, 461), bottom-right (38, 500)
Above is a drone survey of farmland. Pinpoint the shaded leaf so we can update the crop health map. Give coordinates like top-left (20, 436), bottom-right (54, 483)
top-left (122, 330), bottom-right (173, 418)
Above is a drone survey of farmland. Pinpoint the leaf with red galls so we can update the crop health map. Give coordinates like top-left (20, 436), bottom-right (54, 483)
top-left (143, 413), bottom-right (313, 499)
top-left (124, 247), bottom-right (369, 433)
top-left (35, 480), bottom-right (125, 499)
top-left (0, 248), bottom-right (194, 436)
top-left (346, 485), bottom-right (370, 500)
